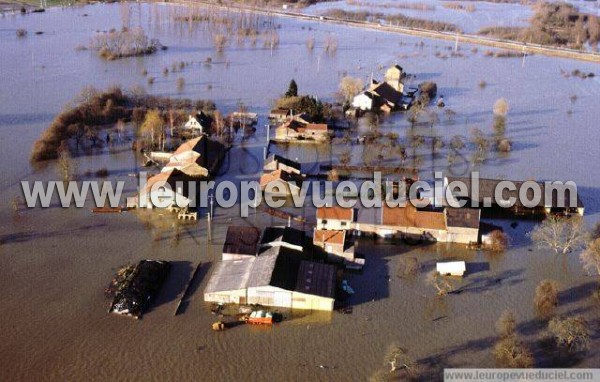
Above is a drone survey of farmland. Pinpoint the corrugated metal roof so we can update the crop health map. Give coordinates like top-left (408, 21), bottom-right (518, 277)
top-left (223, 226), bottom-right (260, 256)
top-left (295, 261), bottom-right (336, 298)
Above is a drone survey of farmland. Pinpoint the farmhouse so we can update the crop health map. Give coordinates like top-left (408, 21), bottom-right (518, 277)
top-left (222, 226), bottom-right (261, 261)
top-left (264, 154), bottom-right (301, 175)
top-left (260, 169), bottom-right (304, 196)
top-left (274, 118), bottom-right (329, 142)
top-left (352, 64), bottom-right (410, 112)
top-left (182, 112), bottom-right (212, 134)
top-left (315, 203), bottom-right (481, 245)
top-left (313, 229), bottom-right (356, 263)
top-left (269, 108), bottom-right (291, 122)
top-left (444, 176), bottom-right (585, 217)
top-left (384, 64), bottom-right (405, 93)
top-left (204, 245), bottom-right (336, 311)
top-left (316, 206), bottom-right (355, 230)
top-left (162, 136), bottom-right (226, 177)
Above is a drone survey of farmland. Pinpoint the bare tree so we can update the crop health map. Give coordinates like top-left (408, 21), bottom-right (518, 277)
top-left (496, 310), bottom-right (517, 338)
top-left (534, 279), bottom-right (559, 317)
top-left (580, 238), bottom-right (600, 276)
top-left (427, 270), bottom-right (454, 295)
top-left (493, 336), bottom-right (534, 368)
top-left (57, 143), bottom-right (75, 181)
top-left (140, 109), bottom-right (163, 149)
top-left (213, 34), bottom-right (227, 52)
top-left (306, 36), bottom-right (315, 51)
top-left (529, 216), bottom-right (587, 255)
top-left (493, 98), bottom-right (509, 116)
top-left (382, 344), bottom-right (419, 380)
top-left (487, 230), bottom-right (509, 252)
top-left (339, 76), bottom-right (364, 103)
top-left (548, 316), bottom-right (590, 351)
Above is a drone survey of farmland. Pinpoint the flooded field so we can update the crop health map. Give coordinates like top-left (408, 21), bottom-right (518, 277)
top-left (0, 3), bottom-right (599, 381)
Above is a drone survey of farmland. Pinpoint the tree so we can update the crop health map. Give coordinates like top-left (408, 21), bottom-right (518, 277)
top-left (529, 216), bottom-right (587, 255)
top-left (285, 79), bottom-right (298, 97)
top-left (339, 76), bottom-right (364, 102)
top-left (383, 344), bottom-right (419, 379)
top-left (534, 279), bottom-right (558, 317)
top-left (140, 109), bottom-right (163, 149)
top-left (493, 336), bottom-right (534, 368)
top-left (487, 230), bottom-right (509, 252)
top-left (496, 310), bottom-right (516, 338)
top-left (427, 270), bottom-right (454, 296)
top-left (580, 238), bottom-right (600, 276)
top-left (57, 142), bottom-right (75, 181)
top-left (548, 316), bottom-right (590, 351)
top-left (493, 98), bottom-right (509, 116)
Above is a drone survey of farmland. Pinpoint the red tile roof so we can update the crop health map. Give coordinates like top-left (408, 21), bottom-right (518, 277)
top-left (316, 206), bottom-right (354, 221)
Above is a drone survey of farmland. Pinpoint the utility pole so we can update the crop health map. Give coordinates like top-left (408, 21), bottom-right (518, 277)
top-left (454, 32), bottom-right (459, 52)
top-left (207, 213), bottom-right (212, 242)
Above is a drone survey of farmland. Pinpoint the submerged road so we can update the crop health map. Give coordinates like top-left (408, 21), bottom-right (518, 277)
top-left (174, 0), bottom-right (600, 63)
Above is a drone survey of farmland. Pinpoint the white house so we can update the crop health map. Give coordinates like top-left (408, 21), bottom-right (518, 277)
top-left (183, 112), bottom-right (212, 134)
top-left (352, 91), bottom-right (375, 111)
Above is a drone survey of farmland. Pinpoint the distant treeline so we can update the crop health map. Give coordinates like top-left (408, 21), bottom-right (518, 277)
top-left (322, 9), bottom-right (459, 32)
top-left (479, 2), bottom-right (600, 49)
top-left (31, 86), bottom-right (215, 162)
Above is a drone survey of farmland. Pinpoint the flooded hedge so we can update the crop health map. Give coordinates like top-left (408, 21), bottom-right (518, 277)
top-left (30, 86), bottom-right (216, 162)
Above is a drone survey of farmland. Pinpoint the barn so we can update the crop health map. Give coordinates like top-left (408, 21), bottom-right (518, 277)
top-left (204, 246), bottom-right (336, 311)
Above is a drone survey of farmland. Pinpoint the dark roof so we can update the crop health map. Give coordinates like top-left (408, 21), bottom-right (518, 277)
top-left (223, 226), bottom-right (260, 256)
top-left (265, 154), bottom-right (301, 171)
top-left (446, 177), bottom-right (584, 209)
top-left (269, 246), bottom-right (306, 290)
top-left (372, 82), bottom-right (403, 105)
top-left (195, 111), bottom-right (213, 127)
top-left (260, 226), bottom-right (305, 248)
top-left (295, 261), bottom-right (336, 298)
top-left (445, 207), bottom-right (480, 229)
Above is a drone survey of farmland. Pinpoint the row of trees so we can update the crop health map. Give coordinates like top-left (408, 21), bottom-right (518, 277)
top-left (479, 2), bottom-right (600, 50)
top-left (30, 86), bottom-right (216, 162)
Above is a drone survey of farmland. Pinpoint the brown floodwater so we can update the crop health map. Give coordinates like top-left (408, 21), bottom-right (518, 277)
top-left (1, 3), bottom-right (599, 381)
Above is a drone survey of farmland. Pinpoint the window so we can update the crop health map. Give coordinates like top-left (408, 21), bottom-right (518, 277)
top-left (341, 221), bottom-right (347, 226)
top-left (321, 219), bottom-right (328, 224)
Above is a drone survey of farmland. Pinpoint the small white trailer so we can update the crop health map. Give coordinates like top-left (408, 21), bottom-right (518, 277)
top-left (436, 261), bottom-right (466, 277)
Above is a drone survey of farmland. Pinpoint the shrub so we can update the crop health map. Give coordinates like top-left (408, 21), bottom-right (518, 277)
top-left (580, 238), bottom-right (600, 276)
top-left (306, 36), bottom-right (315, 51)
top-left (488, 230), bottom-right (509, 251)
top-left (497, 138), bottom-right (512, 153)
top-left (493, 336), bottom-right (534, 368)
top-left (548, 316), bottom-right (590, 351)
top-left (493, 98), bottom-right (509, 116)
top-left (90, 27), bottom-right (160, 60)
top-left (534, 279), bottom-right (558, 317)
top-left (96, 167), bottom-right (109, 177)
top-left (214, 34), bottom-right (227, 52)
top-left (496, 310), bottom-right (516, 338)
top-left (176, 77), bottom-right (185, 91)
